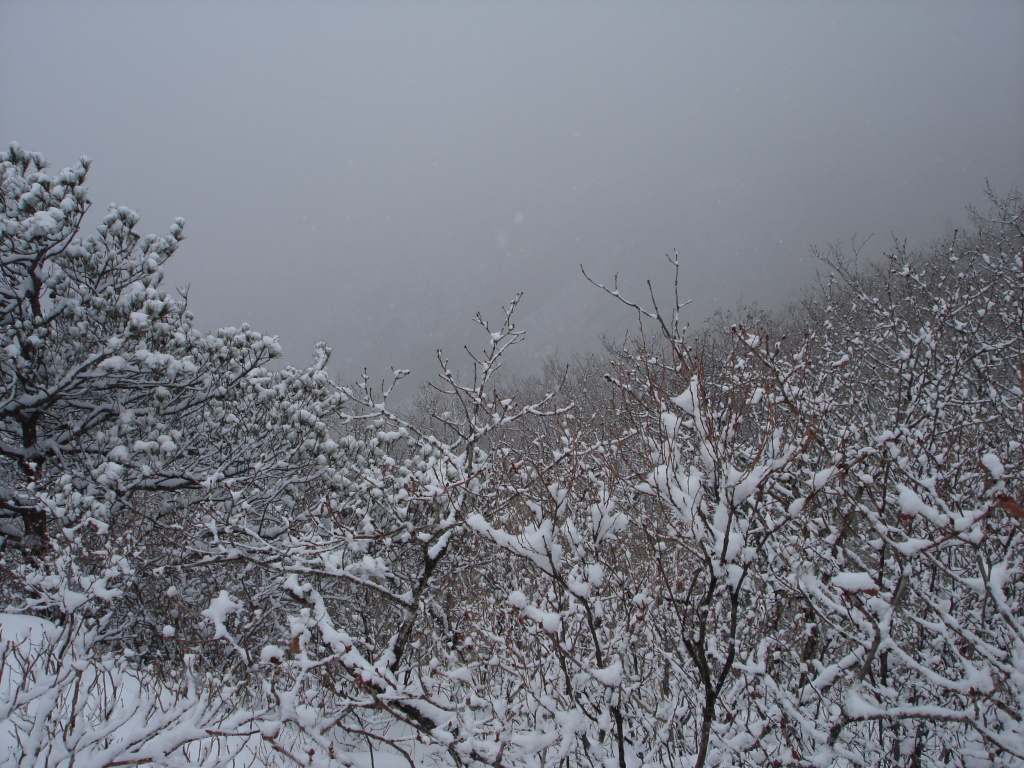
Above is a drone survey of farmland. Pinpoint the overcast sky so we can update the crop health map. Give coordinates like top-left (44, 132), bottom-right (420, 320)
top-left (2, 1), bottom-right (1022, 388)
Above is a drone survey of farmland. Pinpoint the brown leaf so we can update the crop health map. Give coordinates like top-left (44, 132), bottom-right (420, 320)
top-left (996, 495), bottom-right (1024, 519)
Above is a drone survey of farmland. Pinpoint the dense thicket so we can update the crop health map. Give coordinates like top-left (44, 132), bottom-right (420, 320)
top-left (1, 147), bottom-right (1021, 767)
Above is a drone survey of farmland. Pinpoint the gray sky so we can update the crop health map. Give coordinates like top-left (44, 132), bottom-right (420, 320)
top-left (2, 1), bottom-right (1022, 388)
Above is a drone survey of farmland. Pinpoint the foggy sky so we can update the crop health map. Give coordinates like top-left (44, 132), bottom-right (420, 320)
top-left (2, 1), bottom-right (1022, 390)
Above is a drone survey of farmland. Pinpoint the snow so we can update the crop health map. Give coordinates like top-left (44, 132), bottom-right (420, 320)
top-left (980, 452), bottom-right (1005, 479)
top-left (831, 572), bottom-right (879, 593)
top-left (62, 589), bottom-right (89, 612)
top-left (671, 378), bottom-right (699, 416)
top-left (897, 484), bottom-right (950, 527)
top-left (591, 660), bottom-right (622, 687)
top-left (810, 467), bottom-right (837, 492)
top-left (97, 355), bottom-right (127, 372)
top-left (0, 613), bottom-right (59, 644)
top-left (201, 590), bottom-right (242, 639)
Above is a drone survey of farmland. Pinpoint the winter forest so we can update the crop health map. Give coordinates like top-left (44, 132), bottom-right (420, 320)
top-left (1, 143), bottom-right (1023, 767)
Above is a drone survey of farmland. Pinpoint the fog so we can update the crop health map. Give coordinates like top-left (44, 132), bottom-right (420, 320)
top-left (2, 1), bottom-right (1022, 389)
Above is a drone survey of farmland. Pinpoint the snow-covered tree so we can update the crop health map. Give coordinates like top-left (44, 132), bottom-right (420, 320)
top-left (0, 611), bottom-right (266, 768)
top-left (0, 144), bottom-right (354, 768)
top-left (1, 143), bottom-right (342, 628)
top-left (772, 193), bottom-right (1024, 765)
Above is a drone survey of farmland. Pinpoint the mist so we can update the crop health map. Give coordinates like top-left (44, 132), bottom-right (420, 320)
top-left (2, 0), bottom-right (1022, 388)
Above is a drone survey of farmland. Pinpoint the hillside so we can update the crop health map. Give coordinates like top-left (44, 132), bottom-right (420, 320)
top-left (2, 145), bottom-right (1022, 767)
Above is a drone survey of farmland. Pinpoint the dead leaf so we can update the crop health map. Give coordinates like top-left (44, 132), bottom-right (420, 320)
top-left (996, 495), bottom-right (1024, 520)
